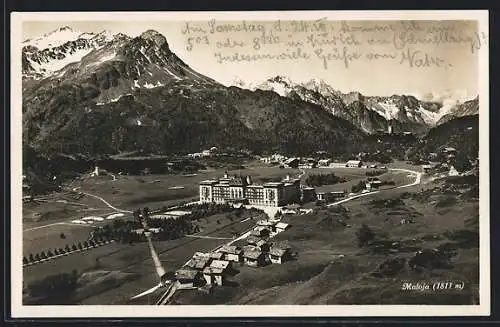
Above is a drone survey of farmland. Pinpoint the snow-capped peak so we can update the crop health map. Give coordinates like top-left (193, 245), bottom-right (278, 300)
top-left (23, 26), bottom-right (89, 50)
top-left (91, 30), bottom-right (117, 43)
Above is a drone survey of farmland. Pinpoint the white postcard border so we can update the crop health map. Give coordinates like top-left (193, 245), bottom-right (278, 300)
top-left (10, 10), bottom-right (490, 318)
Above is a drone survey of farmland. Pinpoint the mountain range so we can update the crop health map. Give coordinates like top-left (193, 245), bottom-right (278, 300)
top-left (248, 76), bottom-right (478, 134)
top-left (22, 27), bottom-right (480, 159)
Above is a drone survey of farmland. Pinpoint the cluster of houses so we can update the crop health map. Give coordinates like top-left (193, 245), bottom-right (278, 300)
top-left (173, 218), bottom-right (293, 289)
top-left (258, 152), bottom-right (386, 171)
top-left (420, 146), bottom-right (478, 177)
top-left (259, 153), bottom-right (368, 170)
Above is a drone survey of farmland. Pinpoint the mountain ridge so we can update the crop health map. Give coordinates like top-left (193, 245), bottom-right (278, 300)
top-left (22, 29), bottom-right (367, 160)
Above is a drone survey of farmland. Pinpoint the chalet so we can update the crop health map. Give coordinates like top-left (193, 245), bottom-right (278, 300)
top-left (185, 253), bottom-right (211, 271)
top-left (210, 259), bottom-right (232, 273)
top-left (268, 245), bottom-right (292, 264)
top-left (219, 245), bottom-right (243, 262)
top-left (203, 259), bottom-right (232, 285)
top-left (243, 247), bottom-right (266, 267)
top-left (275, 222), bottom-right (290, 233)
top-left (175, 268), bottom-right (203, 288)
top-left (346, 160), bottom-right (362, 168)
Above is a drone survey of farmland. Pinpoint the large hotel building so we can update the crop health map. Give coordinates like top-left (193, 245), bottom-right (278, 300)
top-left (199, 173), bottom-right (302, 207)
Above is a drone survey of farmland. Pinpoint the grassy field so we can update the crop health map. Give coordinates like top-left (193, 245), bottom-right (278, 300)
top-left (172, 176), bottom-right (479, 305)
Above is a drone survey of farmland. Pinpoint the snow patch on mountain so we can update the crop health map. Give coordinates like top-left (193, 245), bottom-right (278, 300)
top-left (27, 46), bottom-right (96, 76)
top-left (23, 26), bottom-right (92, 50)
top-left (375, 100), bottom-right (400, 121)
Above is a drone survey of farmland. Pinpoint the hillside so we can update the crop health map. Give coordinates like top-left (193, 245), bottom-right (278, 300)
top-left (407, 115), bottom-right (479, 166)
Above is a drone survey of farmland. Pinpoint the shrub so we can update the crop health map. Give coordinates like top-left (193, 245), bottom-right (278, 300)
top-left (26, 271), bottom-right (79, 301)
top-left (356, 224), bottom-right (375, 247)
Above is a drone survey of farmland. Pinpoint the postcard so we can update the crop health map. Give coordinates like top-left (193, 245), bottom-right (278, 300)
top-left (11, 10), bottom-right (489, 317)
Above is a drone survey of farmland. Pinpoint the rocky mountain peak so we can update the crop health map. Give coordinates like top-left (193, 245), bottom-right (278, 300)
top-left (139, 30), bottom-right (168, 48)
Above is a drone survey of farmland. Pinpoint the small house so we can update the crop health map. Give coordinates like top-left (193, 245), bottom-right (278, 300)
top-left (268, 245), bottom-right (292, 264)
top-left (210, 259), bottom-right (232, 273)
top-left (202, 266), bottom-right (225, 286)
top-left (243, 247), bottom-right (266, 267)
top-left (346, 160), bottom-right (362, 168)
top-left (219, 245), bottom-right (243, 262)
top-left (275, 222), bottom-right (290, 233)
top-left (175, 268), bottom-right (203, 288)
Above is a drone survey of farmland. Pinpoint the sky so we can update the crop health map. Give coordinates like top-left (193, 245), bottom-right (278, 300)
top-left (22, 18), bottom-right (481, 100)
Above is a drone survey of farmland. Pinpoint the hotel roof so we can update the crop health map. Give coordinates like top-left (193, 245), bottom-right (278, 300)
top-left (200, 180), bottom-right (218, 185)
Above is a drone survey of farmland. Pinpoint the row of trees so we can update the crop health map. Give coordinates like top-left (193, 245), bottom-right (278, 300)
top-left (90, 202), bottom-right (259, 245)
top-left (23, 239), bottom-right (112, 265)
top-left (305, 173), bottom-right (346, 187)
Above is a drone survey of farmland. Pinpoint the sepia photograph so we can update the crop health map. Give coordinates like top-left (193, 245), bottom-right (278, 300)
top-left (10, 10), bottom-right (489, 317)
